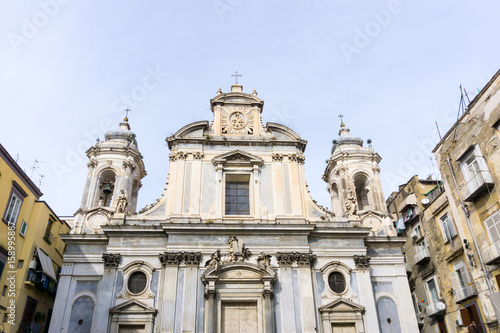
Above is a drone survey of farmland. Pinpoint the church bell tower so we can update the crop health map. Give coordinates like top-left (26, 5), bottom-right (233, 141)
top-left (73, 115), bottom-right (146, 234)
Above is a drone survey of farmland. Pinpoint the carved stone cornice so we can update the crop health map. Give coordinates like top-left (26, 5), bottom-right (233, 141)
top-left (354, 255), bottom-right (370, 269)
top-left (272, 153), bottom-right (284, 162)
top-left (295, 253), bottom-right (317, 267)
top-left (159, 252), bottom-right (183, 266)
top-left (288, 153), bottom-right (305, 164)
top-left (122, 160), bottom-right (136, 171)
top-left (204, 290), bottom-right (217, 299)
top-left (276, 252), bottom-right (316, 267)
top-left (262, 290), bottom-right (274, 299)
top-left (183, 252), bottom-right (202, 265)
top-left (276, 252), bottom-right (295, 266)
top-left (159, 252), bottom-right (202, 266)
top-left (87, 158), bottom-right (98, 169)
top-left (192, 151), bottom-right (204, 160)
top-left (102, 253), bottom-right (121, 268)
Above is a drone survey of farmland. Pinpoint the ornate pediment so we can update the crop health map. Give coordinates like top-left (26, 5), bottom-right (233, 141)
top-left (109, 299), bottom-right (157, 314)
top-left (319, 298), bottom-right (365, 314)
top-left (212, 150), bottom-right (263, 166)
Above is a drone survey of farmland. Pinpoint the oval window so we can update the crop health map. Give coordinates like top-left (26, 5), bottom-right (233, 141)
top-left (328, 272), bottom-right (346, 293)
top-left (128, 271), bottom-right (147, 294)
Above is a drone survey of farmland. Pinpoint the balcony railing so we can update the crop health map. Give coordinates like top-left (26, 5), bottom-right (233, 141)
top-left (25, 270), bottom-right (58, 296)
top-left (463, 171), bottom-right (494, 202)
top-left (426, 301), bottom-right (446, 317)
top-left (481, 241), bottom-right (500, 265)
top-left (454, 284), bottom-right (477, 303)
top-left (414, 247), bottom-right (430, 264)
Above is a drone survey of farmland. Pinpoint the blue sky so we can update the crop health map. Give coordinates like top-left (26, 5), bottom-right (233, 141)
top-left (0, 1), bottom-right (498, 215)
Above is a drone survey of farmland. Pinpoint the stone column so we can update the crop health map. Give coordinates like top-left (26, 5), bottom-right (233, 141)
top-left (94, 254), bottom-right (120, 333)
top-left (48, 263), bottom-right (74, 333)
top-left (215, 163), bottom-right (223, 219)
top-left (253, 164), bottom-right (261, 219)
top-left (158, 252), bottom-right (182, 333)
top-left (296, 253), bottom-right (317, 333)
top-left (182, 253), bottom-right (202, 332)
top-left (204, 290), bottom-right (217, 333)
top-left (276, 253), bottom-right (297, 333)
top-left (354, 256), bottom-right (379, 333)
top-left (263, 290), bottom-right (274, 333)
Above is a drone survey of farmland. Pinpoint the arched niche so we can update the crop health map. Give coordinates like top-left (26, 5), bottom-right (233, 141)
top-left (201, 262), bottom-right (276, 333)
top-left (353, 173), bottom-right (371, 211)
top-left (68, 295), bottom-right (96, 333)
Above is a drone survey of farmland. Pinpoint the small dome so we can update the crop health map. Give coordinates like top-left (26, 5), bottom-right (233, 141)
top-left (331, 126), bottom-right (363, 154)
top-left (105, 121), bottom-right (138, 148)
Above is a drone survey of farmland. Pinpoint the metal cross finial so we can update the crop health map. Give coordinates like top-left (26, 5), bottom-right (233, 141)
top-left (124, 108), bottom-right (131, 120)
top-left (231, 71), bottom-right (242, 84)
top-left (338, 114), bottom-right (344, 124)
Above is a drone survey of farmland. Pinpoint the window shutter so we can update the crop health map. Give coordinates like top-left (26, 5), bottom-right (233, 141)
top-left (458, 266), bottom-right (471, 285)
top-left (485, 212), bottom-right (500, 243)
top-left (449, 271), bottom-right (460, 301)
top-left (448, 219), bottom-right (458, 238)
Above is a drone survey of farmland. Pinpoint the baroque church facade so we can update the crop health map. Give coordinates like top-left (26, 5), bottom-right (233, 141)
top-left (50, 84), bottom-right (419, 333)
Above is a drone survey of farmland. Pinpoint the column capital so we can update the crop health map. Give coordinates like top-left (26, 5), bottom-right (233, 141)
top-left (102, 253), bottom-right (121, 268)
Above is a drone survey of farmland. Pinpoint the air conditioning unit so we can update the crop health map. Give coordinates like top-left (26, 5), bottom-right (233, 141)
top-left (411, 230), bottom-right (418, 239)
top-left (455, 314), bottom-right (464, 326)
top-left (29, 260), bottom-right (37, 270)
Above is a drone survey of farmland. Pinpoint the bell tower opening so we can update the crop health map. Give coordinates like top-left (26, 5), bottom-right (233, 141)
top-left (354, 174), bottom-right (370, 211)
top-left (97, 170), bottom-right (116, 207)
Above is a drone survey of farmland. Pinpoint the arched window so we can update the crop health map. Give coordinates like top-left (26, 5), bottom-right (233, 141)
top-left (96, 170), bottom-right (116, 207)
top-left (354, 174), bottom-right (370, 211)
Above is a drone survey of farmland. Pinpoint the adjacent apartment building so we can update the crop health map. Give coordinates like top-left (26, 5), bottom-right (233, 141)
top-left (0, 143), bottom-right (70, 333)
top-left (431, 69), bottom-right (500, 332)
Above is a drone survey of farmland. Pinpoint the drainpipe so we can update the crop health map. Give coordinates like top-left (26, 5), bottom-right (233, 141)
top-left (446, 157), bottom-right (494, 294)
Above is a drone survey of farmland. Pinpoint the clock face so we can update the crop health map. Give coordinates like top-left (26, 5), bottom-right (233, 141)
top-left (363, 216), bottom-right (381, 232)
top-left (88, 213), bottom-right (108, 230)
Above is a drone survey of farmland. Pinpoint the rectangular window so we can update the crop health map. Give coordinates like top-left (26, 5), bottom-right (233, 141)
top-left (440, 213), bottom-right (457, 243)
top-left (426, 278), bottom-right (439, 303)
top-left (2, 285), bottom-right (6, 296)
top-left (0, 250), bottom-right (7, 280)
top-left (225, 175), bottom-right (250, 215)
top-left (43, 219), bottom-right (55, 244)
top-left (17, 260), bottom-right (24, 269)
top-left (19, 220), bottom-right (28, 237)
top-left (484, 211), bottom-right (500, 243)
top-left (459, 146), bottom-right (493, 200)
top-left (4, 193), bottom-right (22, 226)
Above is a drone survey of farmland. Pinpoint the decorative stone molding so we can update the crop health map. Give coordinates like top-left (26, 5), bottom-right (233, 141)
top-left (205, 249), bottom-right (222, 270)
top-left (272, 153), bottom-right (284, 162)
top-left (159, 252), bottom-right (183, 266)
top-left (204, 290), bottom-right (217, 299)
top-left (122, 160), bottom-right (135, 170)
top-left (288, 153), bottom-right (305, 163)
top-left (192, 151), bottom-right (204, 160)
top-left (169, 151), bottom-right (188, 161)
top-left (183, 252), bottom-right (202, 265)
top-left (257, 252), bottom-right (272, 268)
top-left (276, 252), bottom-right (316, 267)
top-left (353, 255), bottom-right (370, 269)
top-left (296, 253), bottom-right (317, 267)
top-left (102, 253), bottom-right (121, 268)
top-left (262, 290), bottom-right (274, 299)
top-left (159, 252), bottom-right (202, 266)
top-left (334, 165), bottom-right (348, 176)
top-left (87, 158), bottom-right (98, 168)
top-left (225, 236), bottom-right (251, 262)
top-left (276, 252), bottom-right (295, 266)
top-left (371, 165), bottom-right (381, 174)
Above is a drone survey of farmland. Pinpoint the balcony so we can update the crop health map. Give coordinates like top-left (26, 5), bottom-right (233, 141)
top-left (414, 247), bottom-right (431, 265)
top-left (25, 270), bottom-right (58, 296)
top-left (481, 241), bottom-right (500, 265)
top-left (463, 171), bottom-right (494, 202)
top-left (426, 301), bottom-right (446, 317)
top-left (43, 230), bottom-right (55, 244)
top-left (405, 262), bottom-right (412, 274)
top-left (453, 284), bottom-right (477, 303)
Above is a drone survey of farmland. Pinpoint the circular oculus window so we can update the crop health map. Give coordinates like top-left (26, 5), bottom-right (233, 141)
top-left (127, 271), bottom-right (147, 294)
top-left (328, 271), bottom-right (346, 294)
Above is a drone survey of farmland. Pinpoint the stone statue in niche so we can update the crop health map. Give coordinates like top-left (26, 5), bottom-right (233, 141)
top-left (345, 188), bottom-right (357, 217)
top-left (116, 190), bottom-right (128, 213)
top-left (205, 249), bottom-right (222, 270)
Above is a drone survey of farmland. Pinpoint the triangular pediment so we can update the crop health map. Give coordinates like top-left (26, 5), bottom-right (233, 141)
top-left (213, 150), bottom-right (263, 166)
top-left (319, 298), bottom-right (365, 314)
top-left (109, 299), bottom-right (157, 314)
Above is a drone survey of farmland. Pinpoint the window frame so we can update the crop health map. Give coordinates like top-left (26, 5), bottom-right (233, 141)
top-left (459, 145), bottom-right (492, 192)
top-left (224, 173), bottom-right (252, 217)
top-left (439, 213), bottom-right (457, 243)
top-left (3, 183), bottom-right (27, 227)
top-left (19, 220), bottom-right (28, 237)
top-left (424, 276), bottom-right (440, 304)
top-left (484, 211), bottom-right (500, 245)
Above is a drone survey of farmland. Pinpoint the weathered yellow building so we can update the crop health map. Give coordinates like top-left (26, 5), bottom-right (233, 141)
top-left (0, 143), bottom-right (70, 333)
top-left (433, 69), bottom-right (500, 332)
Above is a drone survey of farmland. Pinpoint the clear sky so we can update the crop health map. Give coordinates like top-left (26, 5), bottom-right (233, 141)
top-left (0, 1), bottom-right (498, 216)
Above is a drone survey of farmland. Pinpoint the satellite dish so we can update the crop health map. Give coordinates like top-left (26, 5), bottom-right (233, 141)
top-left (421, 198), bottom-right (430, 205)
